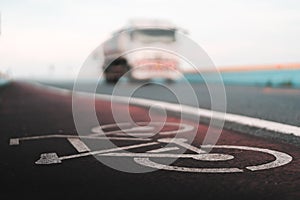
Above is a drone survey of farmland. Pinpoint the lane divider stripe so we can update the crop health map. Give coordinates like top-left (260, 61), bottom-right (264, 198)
top-left (30, 82), bottom-right (300, 137)
top-left (95, 93), bottom-right (300, 137)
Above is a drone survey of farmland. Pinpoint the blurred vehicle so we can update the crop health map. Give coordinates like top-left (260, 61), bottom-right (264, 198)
top-left (102, 19), bottom-right (187, 83)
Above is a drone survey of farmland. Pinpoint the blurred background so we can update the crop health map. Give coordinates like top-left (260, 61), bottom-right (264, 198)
top-left (0, 0), bottom-right (300, 87)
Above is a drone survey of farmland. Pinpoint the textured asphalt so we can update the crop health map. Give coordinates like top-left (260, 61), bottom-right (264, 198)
top-left (42, 80), bottom-right (300, 146)
top-left (0, 81), bottom-right (299, 200)
top-left (44, 80), bottom-right (300, 127)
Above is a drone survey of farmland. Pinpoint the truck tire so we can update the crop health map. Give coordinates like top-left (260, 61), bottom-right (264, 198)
top-left (104, 58), bottom-right (130, 84)
top-left (105, 76), bottom-right (119, 84)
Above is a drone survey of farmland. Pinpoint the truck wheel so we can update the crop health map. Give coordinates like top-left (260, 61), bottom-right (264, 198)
top-left (103, 58), bottom-right (130, 84)
top-left (105, 76), bottom-right (119, 84)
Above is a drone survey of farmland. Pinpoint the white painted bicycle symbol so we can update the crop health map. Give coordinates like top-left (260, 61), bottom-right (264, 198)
top-left (10, 122), bottom-right (293, 173)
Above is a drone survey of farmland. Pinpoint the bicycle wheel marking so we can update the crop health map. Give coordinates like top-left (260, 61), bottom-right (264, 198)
top-left (134, 158), bottom-right (244, 173)
top-left (90, 122), bottom-right (194, 136)
top-left (204, 145), bottom-right (293, 171)
top-left (9, 122), bottom-right (293, 173)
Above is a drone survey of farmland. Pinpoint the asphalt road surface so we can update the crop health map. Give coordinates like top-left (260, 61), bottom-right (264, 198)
top-left (0, 81), bottom-right (300, 200)
top-left (45, 80), bottom-right (300, 127)
top-left (45, 80), bottom-right (300, 146)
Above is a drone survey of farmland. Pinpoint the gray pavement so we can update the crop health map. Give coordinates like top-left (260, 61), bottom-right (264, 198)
top-left (42, 80), bottom-right (300, 127)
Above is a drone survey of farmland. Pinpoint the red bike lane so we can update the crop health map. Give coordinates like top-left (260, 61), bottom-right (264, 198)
top-left (0, 82), bottom-right (299, 200)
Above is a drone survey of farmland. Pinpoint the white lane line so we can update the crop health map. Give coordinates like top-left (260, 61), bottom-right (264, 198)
top-left (33, 83), bottom-right (300, 137)
top-left (67, 138), bottom-right (90, 153)
top-left (133, 158), bottom-right (243, 173)
top-left (148, 146), bottom-right (179, 153)
top-left (94, 93), bottom-right (300, 137)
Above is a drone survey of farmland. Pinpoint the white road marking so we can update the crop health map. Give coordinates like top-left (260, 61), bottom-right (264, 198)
top-left (17, 84), bottom-right (295, 172)
top-left (9, 135), bottom-right (151, 146)
top-left (202, 145), bottom-right (293, 171)
top-left (91, 126), bottom-right (155, 136)
top-left (30, 133), bottom-right (292, 173)
top-left (67, 138), bottom-right (90, 153)
top-left (94, 94), bottom-right (300, 137)
top-left (90, 122), bottom-right (194, 136)
top-left (59, 142), bottom-right (159, 161)
top-left (101, 137), bottom-right (151, 141)
top-left (35, 142), bottom-right (159, 164)
top-left (35, 153), bottom-right (61, 165)
top-left (132, 143), bottom-right (293, 173)
top-left (9, 138), bottom-right (19, 145)
top-left (115, 133), bottom-right (157, 137)
top-left (99, 152), bottom-right (234, 161)
top-left (148, 146), bottom-right (179, 153)
top-left (33, 82), bottom-right (300, 137)
top-left (134, 158), bottom-right (243, 173)
top-left (158, 138), bottom-right (207, 154)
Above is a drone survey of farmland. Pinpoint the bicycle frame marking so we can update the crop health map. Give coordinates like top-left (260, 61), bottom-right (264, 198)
top-left (9, 122), bottom-right (293, 173)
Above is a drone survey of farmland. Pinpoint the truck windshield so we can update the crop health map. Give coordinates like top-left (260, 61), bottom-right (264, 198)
top-left (130, 29), bottom-right (176, 43)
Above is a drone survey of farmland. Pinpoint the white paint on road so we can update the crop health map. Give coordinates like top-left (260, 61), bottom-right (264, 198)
top-left (9, 134), bottom-right (151, 146)
top-left (32, 82), bottom-right (300, 137)
top-left (27, 133), bottom-right (292, 173)
top-left (134, 158), bottom-right (243, 173)
top-left (35, 153), bottom-right (61, 165)
top-left (131, 143), bottom-right (293, 173)
top-left (158, 138), bottom-right (207, 154)
top-left (202, 145), bottom-right (293, 171)
top-left (99, 152), bottom-right (234, 161)
top-left (67, 138), bottom-right (90, 153)
top-left (9, 138), bottom-right (19, 145)
top-left (95, 94), bottom-right (300, 137)
top-left (59, 142), bottom-right (159, 161)
top-left (11, 83), bottom-right (296, 173)
top-left (147, 146), bottom-right (179, 153)
top-left (35, 141), bottom-right (159, 164)
top-left (90, 122), bottom-right (194, 137)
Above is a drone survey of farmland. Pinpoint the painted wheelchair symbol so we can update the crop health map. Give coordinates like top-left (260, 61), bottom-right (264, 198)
top-left (10, 122), bottom-right (293, 173)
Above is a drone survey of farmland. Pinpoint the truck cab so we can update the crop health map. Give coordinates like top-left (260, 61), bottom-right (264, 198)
top-left (103, 19), bottom-right (187, 83)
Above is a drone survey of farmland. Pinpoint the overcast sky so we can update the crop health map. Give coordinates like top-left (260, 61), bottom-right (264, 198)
top-left (0, 0), bottom-right (300, 78)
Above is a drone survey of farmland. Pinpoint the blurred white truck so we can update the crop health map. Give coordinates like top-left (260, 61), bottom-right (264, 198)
top-left (102, 19), bottom-right (187, 83)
